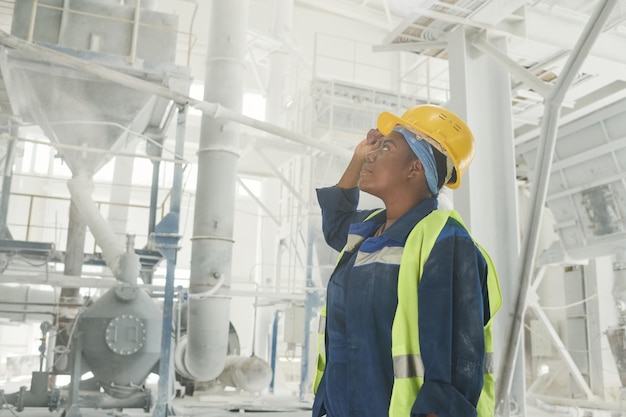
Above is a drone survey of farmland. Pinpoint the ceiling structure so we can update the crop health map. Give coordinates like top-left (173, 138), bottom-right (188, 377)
top-left (308, 0), bottom-right (626, 138)
top-left (2, 0), bottom-right (626, 156)
top-left (1, 0), bottom-right (626, 214)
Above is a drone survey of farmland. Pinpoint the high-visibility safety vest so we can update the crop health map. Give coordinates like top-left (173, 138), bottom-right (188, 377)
top-left (314, 210), bottom-right (502, 417)
top-left (313, 304), bottom-right (327, 393)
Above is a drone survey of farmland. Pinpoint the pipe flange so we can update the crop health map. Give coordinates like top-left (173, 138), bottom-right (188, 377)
top-left (105, 315), bottom-right (147, 356)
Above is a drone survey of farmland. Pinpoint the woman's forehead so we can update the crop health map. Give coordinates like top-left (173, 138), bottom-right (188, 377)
top-left (385, 130), bottom-right (411, 146)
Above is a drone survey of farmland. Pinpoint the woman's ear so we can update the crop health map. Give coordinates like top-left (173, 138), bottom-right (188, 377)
top-left (408, 158), bottom-right (423, 178)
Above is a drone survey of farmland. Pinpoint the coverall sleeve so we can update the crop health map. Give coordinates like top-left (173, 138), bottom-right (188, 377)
top-left (315, 186), bottom-right (376, 252)
top-left (411, 221), bottom-right (488, 417)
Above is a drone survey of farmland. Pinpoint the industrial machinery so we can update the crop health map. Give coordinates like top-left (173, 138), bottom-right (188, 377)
top-left (0, 1), bottom-right (273, 415)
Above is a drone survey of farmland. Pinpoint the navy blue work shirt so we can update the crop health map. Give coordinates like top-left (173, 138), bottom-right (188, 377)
top-left (312, 186), bottom-right (490, 417)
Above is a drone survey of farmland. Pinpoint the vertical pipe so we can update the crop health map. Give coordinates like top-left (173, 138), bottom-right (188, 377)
top-left (497, 0), bottom-right (618, 407)
top-left (182, 0), bottom-right (249, 381)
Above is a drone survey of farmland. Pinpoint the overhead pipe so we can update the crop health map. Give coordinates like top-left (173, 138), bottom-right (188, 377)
top-left (496, 0), bottom-right (618, 408)
top-left (0, 30), bottom-right (351, 161)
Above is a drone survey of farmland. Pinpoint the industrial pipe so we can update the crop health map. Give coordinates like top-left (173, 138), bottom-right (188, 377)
top-left (66, 175), bottom-right (142, 283)
top-left (180, 0), bottom-right (250, 381)
top-left (66, 175), bottom-right (124, 277)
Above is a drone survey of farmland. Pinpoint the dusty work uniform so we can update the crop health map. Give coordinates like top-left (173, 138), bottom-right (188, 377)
top-left (312, 186), bottom-right (494, 417)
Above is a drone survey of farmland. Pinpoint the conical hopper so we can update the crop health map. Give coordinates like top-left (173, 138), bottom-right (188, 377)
top-left (1, 49), bottom-right (156, 176)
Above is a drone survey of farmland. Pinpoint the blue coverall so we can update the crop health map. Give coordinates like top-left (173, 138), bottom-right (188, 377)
top-left (312, 186), bottom-right (491, 417)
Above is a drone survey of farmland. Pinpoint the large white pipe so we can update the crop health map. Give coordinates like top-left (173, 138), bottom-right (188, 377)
top-left (67, 175), bottom-right (124, 277)
top-left (180, 0), bottom-right (249, 381)
top-left (66, 175), bottom-right (141, 283)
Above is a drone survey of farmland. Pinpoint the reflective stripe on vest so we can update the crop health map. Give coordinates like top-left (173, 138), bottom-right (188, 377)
top-left (354, 246), bottom-right (403, 267)
top-left (393, 352), bottom-right (495, 379)
top-left (389, 210), bottom-right (502, 417)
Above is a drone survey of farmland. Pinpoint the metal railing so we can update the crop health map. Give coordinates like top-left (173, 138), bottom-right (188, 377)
top-left (5, 189), bottom-right (171, 253)
top-left (24, 0), bottom-right (198, 67)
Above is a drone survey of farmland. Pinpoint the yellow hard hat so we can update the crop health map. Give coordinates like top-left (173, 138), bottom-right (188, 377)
top-left (377, 104), bottom-right (475, 189)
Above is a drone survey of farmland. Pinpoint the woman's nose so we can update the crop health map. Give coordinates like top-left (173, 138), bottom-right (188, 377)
top-left (366, 145), bottom-right (381, 162)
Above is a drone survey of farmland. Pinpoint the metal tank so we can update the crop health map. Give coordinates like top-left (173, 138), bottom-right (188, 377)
top-left (78, 284), bottom-right (163, 394)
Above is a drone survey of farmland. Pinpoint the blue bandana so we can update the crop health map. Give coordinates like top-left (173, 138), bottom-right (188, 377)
top-left (393, 126), bottom-right (439, 196)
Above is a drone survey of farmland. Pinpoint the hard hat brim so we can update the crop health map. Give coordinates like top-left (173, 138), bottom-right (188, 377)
top-left (377, 111), bottom-right (406, 136)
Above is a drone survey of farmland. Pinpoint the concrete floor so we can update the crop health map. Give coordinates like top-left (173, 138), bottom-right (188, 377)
top-left (0, 395), bottom-right (311, 417)
top-left (2, 375), bottom-right (617, 417)
top-left (0, 375), bottom-right (311, 417)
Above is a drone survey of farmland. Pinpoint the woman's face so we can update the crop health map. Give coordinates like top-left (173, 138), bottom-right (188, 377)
top-left (358, 131), bottom-right (416, 198)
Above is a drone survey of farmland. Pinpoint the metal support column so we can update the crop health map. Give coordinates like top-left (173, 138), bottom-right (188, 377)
top-left (446, 28), bottom-right (521, 415)
top-left (153, 105), bottom-right (186, 417)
